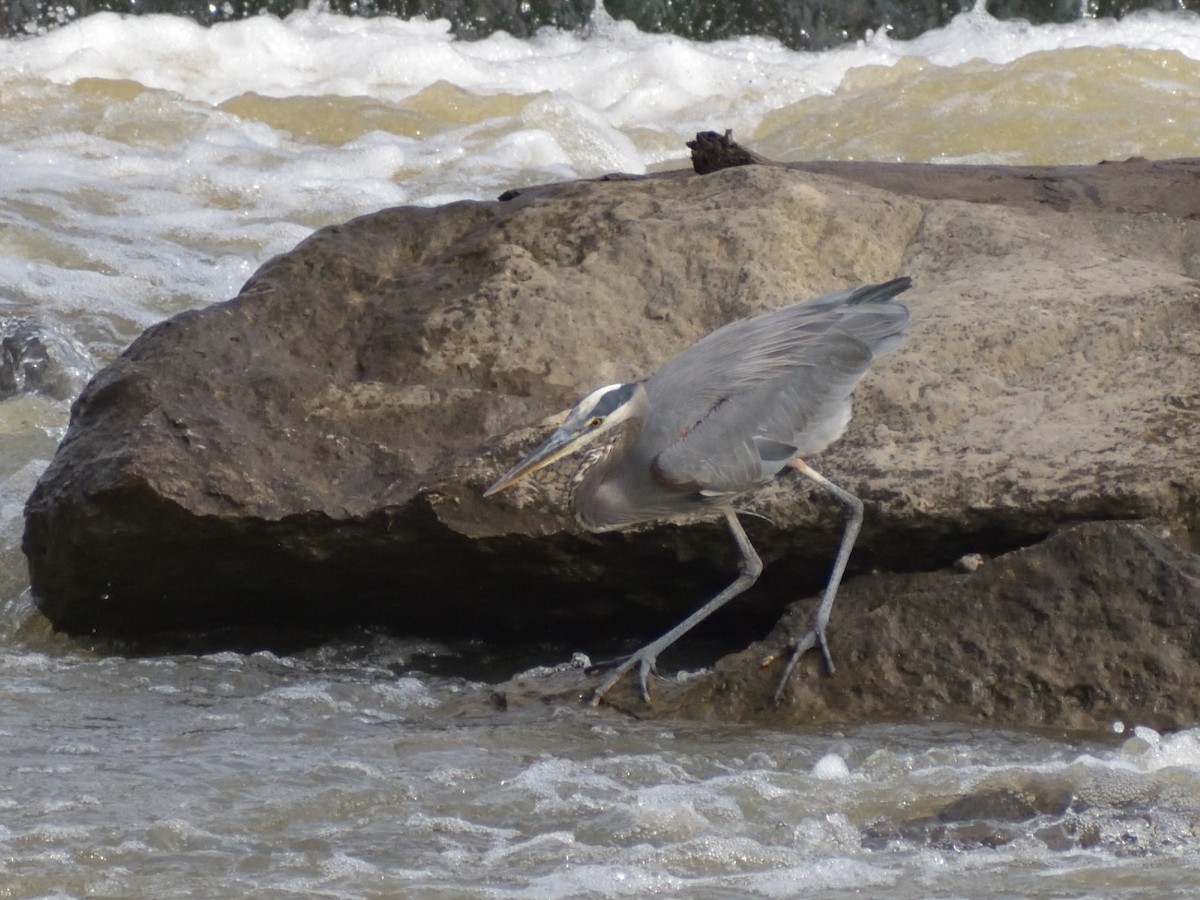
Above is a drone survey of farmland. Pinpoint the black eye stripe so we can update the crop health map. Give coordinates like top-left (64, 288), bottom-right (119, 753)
top-left (589, 383), bottom-right (635, 418)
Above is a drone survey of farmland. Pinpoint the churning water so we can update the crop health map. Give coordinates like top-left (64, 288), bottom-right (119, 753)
top-left (3, 2), bottom-right (1200, 894)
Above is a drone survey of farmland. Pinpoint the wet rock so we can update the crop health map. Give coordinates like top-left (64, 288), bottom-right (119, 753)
top-left (23, 163), bottom-right (927, 637)
top-left (21, 157), bottom-right (1200, 732)
top-left (0, 317), bottom-right (95, 402)
top-left (863, 818), bottom-right (1023, 852)
top-left (935, 783), bottom-right (1073, 824)
top-left (637, 521), bottom-right (1200, 731)
top-left (860, 782), bottom-right (1072, 851)
top-left (1036, 819), bottom-right (1102, 852)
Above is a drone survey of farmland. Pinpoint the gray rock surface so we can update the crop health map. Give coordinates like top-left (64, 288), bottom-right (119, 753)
top-left (22, 158), bottom-right (1200, 729)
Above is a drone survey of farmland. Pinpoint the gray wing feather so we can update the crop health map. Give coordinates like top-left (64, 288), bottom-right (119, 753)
top-left (642, 279), bottom-right (910, 495)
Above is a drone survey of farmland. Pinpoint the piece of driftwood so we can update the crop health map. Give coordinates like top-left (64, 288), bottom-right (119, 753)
top-left (687, 128), bottom-right (1200, 219)
top-left (687, 129), bottom-right (773, 174)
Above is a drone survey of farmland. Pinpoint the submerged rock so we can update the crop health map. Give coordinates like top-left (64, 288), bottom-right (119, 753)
top-left (0, 317), bottom-right (96, 402)
top-left (21, 157), bottom-right (1200, 730)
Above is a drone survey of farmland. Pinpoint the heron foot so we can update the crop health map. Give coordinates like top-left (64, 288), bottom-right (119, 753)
top-left (587, 650), bottom-right (658, 705)
top-left (771, 625), bottom-right (836, 702)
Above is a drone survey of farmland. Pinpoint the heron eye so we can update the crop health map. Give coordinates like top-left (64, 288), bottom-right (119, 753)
top-left (588, 417), bottom-right (603, 427)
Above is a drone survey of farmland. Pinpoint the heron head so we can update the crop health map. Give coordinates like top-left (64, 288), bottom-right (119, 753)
top-left (484, 382), bottom-right (640, 496)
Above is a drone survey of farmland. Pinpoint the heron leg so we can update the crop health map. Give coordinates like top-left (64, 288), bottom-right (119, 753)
top-left (590, 508), bottom-right (763, 706)
top-left (773, 458), bottom-right (863, 702)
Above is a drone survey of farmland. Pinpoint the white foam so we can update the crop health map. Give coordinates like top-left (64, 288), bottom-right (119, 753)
top-left (1122, 725), bottom-right (1200, 771)
top-left (812, 752), bottom-right (852, 781)
top-left (6, 7), bottom-right (1198, 110)
top-left (1068, 725), bottom-right (1200, 774)
top-left (904, 1), bottom-right (1200, 66)
top-left (370, 676), bottom-right (439, 709)
top-left (511, 862), bottom-right (687, 897)
top-left (260, 680), bottom-right (339, 707)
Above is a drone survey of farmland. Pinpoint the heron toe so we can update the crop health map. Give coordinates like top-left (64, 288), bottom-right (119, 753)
top-left (772, 625), bottom-right (836, 702)
top-left (589, 650), bottom-right (660, 705)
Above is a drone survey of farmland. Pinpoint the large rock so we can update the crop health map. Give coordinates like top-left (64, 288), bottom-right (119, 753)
top-left (22, 158), bottom-right (1200, 729)
top-left (23, 164), bottom-right (922, 637)
top-left (629, 520), bottom-right (1200, 731)
top-left (486, 520), bottom-right (1200, 732)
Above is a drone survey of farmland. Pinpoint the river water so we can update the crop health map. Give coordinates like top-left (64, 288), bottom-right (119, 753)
top-left (4, 3), bottom-right (1200, 895)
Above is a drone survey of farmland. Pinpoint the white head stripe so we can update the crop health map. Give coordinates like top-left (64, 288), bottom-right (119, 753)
top-left (577, 383), bottom-right (626, 410)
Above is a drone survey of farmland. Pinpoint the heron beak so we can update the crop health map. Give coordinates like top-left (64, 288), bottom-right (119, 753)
top-left (484, 426), bottom-right (590, 496)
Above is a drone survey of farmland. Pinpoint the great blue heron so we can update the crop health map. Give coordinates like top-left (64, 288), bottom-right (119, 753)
top-left (485, 277), bottom-right (912, 704)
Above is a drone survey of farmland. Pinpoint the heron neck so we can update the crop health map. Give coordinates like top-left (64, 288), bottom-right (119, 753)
top-left (572, 384), bottom-right (648, 530)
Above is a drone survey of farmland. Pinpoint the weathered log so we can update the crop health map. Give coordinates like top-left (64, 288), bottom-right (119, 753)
top-left (687, 129), bottom-right (773, 173)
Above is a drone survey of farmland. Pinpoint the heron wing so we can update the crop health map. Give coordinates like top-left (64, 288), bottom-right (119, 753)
top-left (642, 280), bottom-right (910, 495)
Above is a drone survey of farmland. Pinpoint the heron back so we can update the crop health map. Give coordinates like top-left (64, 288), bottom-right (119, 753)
top-left (581, 278), bottom-right (912, 526)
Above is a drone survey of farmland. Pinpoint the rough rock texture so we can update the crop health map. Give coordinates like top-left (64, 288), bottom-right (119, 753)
top-left (480, 521), bottom-right (1200, 730)
top-left (589, 521), bottom-right (1200, 731)
top-left (22, 157), bottom-right (1200, 729)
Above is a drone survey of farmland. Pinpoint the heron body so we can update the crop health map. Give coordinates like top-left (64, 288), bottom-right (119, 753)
top-left (485, 277), bottom-right (912, 704)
